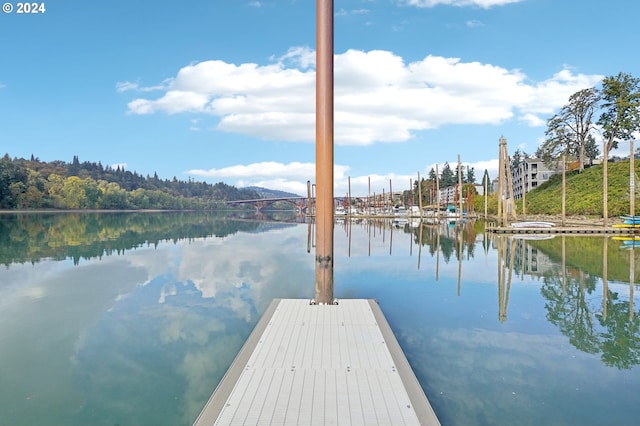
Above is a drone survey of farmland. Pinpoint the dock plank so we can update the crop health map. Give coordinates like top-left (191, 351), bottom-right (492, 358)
top-left (193, 299), bottom-right (440, 426)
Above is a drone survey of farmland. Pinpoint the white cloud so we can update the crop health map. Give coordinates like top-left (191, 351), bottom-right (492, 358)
top-left (519, 113), bottom-right (545, 127)
top-left (115, 81), bottom-right (139, 92)
top-left (466, 19), bottom-right (485, 27)
top-left (238, 179), bottom-right (311, 196)
top-left (403, 0), bottom-right (523, 8)
top-left (110, 162), bottom-right (127, 170)
top-left (116, 79), bottom-right (172, 93)
top-left (129, 91), bottom-right (210, 115)
top-left (336, 8), bottom-right (371, 17)
top-left (123, 48), bottom-right (602, 146)
top-left (188, 161), bottom-right (316, 195)
top-left (188, 161), bottom-right (317, 179)
top-left (470, 158), bottom-right (499, 180)
top-left (188, 118), bottom-right (201, 131)
top-left (186, 161), bottom-right (425, 196)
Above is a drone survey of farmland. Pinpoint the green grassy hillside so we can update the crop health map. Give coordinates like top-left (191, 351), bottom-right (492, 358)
top-left (475, 160), bottom-right (640, 217)
top-left (524, 160), bottom-right (639, 216)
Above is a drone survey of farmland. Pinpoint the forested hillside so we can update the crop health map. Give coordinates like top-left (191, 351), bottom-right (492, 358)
top-left (0, 154), bottom-right (260, 210)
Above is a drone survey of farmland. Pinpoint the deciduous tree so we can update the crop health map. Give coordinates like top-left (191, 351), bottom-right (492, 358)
top-left (597, 72), bottom-right (640, 224)
top-left (538, 88), bottom-right (600, 172)
top-left (598, 73), bottom-right (640, 154)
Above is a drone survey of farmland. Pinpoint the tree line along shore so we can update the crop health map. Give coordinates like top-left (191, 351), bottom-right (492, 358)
top-left (0, 154), bottom-right (259, 210)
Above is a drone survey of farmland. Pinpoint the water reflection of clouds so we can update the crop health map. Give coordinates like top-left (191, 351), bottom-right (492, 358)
top-left (0, 222), bottom-right (318, 425)
top-left (0, 258), bottom-right (149, 426)
top-left (158, 306), bottom-right (226, 345)
top-left (69, 224), bottom-right (315, 424)
top-left (176, 227), bottom-right (314, 316)
top-left (71, 271), bottom-right (256, 425)
top-left (120, 241), bottom-right (179, 286)
top-left (5, 217), bottom-right (640, 425)
top-left (0, 259), bottom-right (71, 310)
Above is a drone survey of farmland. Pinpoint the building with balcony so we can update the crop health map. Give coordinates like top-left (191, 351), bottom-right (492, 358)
top-left (512, 158), bottom-right (560, 199)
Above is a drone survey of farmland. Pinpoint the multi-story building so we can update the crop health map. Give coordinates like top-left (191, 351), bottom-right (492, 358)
top-left (436, 183), bottom-right (487, 208)
top-left (438, 185), bottom-right (459, 205)
top-left (512, 158), bottom-right (559, 199)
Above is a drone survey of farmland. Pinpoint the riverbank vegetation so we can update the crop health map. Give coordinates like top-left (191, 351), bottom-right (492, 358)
top-left (0, 155), bottom-right (259, 210)
top-left (477, 71), bottom-right (640, 218)
top-left (522, 160), bottom-right (640, 216)
top-left (474, 160), bottom-right (640, 217)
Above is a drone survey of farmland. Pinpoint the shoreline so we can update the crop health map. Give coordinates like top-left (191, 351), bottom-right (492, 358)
top-left (0, 209), bottom-right (628, 226)
top-left (0, 209), bottom-right (183, 214)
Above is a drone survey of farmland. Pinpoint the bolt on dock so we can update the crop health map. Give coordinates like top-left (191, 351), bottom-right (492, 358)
top-left (193, 298), bottom-right (440, 426)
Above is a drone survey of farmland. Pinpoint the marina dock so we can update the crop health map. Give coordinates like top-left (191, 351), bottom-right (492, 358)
top-left (486, 224), bottom-right (640, 235)
top-left (193, 298), bottom-right (440, 426)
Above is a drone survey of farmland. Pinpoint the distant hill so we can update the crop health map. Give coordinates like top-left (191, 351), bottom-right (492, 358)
top-left (244, 186), bottom-right (303, 199)
top-left (0, 153), bottom-right (260, 210)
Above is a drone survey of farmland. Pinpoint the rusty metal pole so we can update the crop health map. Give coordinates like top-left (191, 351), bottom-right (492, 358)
top-left (315, 0), bottom-right (334, 305)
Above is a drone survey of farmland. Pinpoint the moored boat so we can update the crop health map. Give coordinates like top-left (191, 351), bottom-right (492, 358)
top-left (510, 221), bottom-right (555, 228)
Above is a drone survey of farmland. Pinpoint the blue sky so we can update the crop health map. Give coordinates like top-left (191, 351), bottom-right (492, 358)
top-left (1, 0), bottom-right (638, 196)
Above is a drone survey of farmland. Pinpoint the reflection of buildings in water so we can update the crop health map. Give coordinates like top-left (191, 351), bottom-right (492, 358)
top-left (496, 234), bottom-right (637, 320)
top-left (501, 236), bottom-right (556, 277)
top-left (494, 235), bottom-right (557, 323)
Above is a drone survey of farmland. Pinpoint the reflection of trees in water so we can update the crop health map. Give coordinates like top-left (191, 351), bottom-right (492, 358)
top-left (541, 265), bottom-right (640, 369)
top-left (542, 269), bottom-right (601, 354)
top-left (597, 294), bottom-right (640, 369)
top-left (412, 221), bottom-right (477, 263)
top-left (0, 212), bottom-right (267, 266)
top-left (530, 236), bottom-right (635, 284)
top-left (491, 234), bottom-right (640, 370)
top-left (344, 218), bottom-right (479, 263)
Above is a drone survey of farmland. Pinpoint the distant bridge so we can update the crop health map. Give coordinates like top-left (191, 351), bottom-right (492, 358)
top-left (226, 195), bottom-right (366, 213)
top-left (226, 197), bottom-right (311, 212)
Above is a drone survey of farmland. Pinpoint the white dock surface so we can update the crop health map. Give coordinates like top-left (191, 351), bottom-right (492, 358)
top-left (194, 298), bottom-right (440, 425)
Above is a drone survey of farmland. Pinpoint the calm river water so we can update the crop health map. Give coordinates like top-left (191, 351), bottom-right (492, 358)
top-left (1, 211), bottom-right (639, 425)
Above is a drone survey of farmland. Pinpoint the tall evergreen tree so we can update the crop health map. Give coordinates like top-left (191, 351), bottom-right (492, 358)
top-left (466, 166), bottom-right (476, 184)
top-left (440, 162), bottom-right (455, 187)
top-left (428, 167), bottom-right (437, 181)
top-left (481, 169), bottom-right (491, 193)
top-left (67, 155), bottom-right (81, 176)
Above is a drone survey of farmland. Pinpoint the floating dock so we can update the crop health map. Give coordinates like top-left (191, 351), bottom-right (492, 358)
top-left (193, 298), bottom-right (440, 426)
top-left (486, 224), bottom-right (640, 235)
